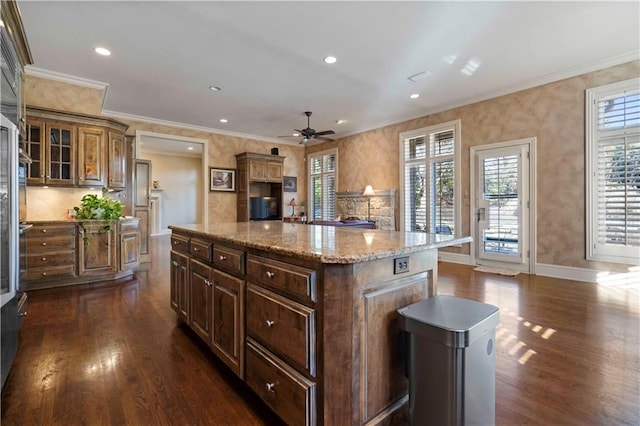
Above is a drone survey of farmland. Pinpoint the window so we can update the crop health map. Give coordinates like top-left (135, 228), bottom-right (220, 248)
top-left (399, 120), bottom-right (461, 235)
top-left (308, 149), bottom-right (337, 221)
top-left (587, 78), bottom-right (640, 264)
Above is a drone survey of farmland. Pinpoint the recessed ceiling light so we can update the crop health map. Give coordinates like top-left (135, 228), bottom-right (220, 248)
top-left (209, 86), bottom-right (221, 92)
top-left (219, 118), bottom-right (228, 123)
top-left (187, 146), bottom-right (194, 151)
top-left (324, 56), bottom-right (337, 64)
top-left (94, 47), bottom-right (111, 56)
top-left (336, 119), bottom-right (346, 124)
top-left (410, 93), bottom-right (420, 99)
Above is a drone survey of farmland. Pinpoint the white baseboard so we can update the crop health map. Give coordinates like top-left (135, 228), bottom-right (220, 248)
top-left (534, 263), bottom-right (600, 283)
top-left (438, 252), bottom-right (473, 265)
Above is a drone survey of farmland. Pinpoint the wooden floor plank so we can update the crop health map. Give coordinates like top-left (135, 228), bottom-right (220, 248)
top-left (1, 235), bottom-right (638, 425)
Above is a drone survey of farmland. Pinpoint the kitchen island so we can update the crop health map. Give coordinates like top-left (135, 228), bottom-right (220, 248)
top-left (169, 222), bottom-right (471, 426)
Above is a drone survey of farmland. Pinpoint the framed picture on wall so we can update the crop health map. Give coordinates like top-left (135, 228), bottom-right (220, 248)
top-left (210, 167), bottom-right (236, 192)
top-left (283, 176), bottom-right (297, 192)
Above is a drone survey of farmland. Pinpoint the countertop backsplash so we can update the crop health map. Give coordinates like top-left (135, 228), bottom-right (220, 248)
top-left (26, 187), bottom-right (102, 221)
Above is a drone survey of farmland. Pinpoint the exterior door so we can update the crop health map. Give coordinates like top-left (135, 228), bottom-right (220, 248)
top-left (473, 140), bottom-right (533, 272)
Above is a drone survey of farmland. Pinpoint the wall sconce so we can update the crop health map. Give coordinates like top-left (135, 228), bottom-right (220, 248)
top-left (362, 185), bottom-right (375, 221)
top-left (288, 198), bottom-right (297, 216)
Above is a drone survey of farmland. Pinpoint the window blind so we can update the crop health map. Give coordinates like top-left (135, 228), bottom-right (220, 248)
top-left (309, 150), bottom-right (336, 221)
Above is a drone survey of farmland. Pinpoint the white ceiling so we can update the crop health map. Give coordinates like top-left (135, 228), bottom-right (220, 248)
top-left (17, 1), bottom-right (640, 145)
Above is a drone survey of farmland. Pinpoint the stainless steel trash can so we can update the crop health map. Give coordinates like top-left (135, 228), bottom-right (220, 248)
top-left (398, 295), bottom-right (500, 426)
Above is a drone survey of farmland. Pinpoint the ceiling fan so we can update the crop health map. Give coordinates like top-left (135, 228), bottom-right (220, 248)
top-left (278, 111), bottom-right (335, 144)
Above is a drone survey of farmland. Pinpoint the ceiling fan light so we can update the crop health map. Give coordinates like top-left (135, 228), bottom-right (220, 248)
top-left (293, 133), bottom-right (300, 137)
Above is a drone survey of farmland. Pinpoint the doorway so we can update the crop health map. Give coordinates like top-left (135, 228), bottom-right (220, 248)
top-left (471, 138), bottom-right (536, 273)
top-left (136, 131), bottom-right (208, 229)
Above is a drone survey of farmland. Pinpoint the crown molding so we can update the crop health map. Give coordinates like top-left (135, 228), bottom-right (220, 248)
top-left (338, 51), bottom-right (640, 140)
top-left (103, 109), bottom-right (302, 147)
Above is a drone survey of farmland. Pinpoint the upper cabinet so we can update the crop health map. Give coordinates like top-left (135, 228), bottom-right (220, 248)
top-left (24, 106), bottom-right (128, 189)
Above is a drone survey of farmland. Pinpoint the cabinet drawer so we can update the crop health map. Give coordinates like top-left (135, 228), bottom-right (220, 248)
top-left (27, 252), bottom-right (75, 269)
top-left (25, 265), bottom-right (75, 281)
top-left (247, 255), bottom-right (317, 303)
top-left (170, 234), bottom-right (189, 254)
top-left (119, 220), bottom-right (139, 233)
top-left (27, 235), bottom-right (75, 252)
top-left (190, 238), bottom-right (212, 263)
top-left (213, 245), bottom-right (245, 276)
top-left (29, 224), bottom-right (75, 237)
top-left (247, 283), bottom-right (316, 376)
top-left (246, 338), bottom-right (316, 426)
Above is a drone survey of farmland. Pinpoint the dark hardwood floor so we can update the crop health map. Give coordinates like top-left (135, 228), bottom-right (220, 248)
top-left (1, 235), bottom-right (638, 425)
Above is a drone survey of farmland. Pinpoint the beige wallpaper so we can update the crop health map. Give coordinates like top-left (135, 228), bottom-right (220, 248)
top-left (26, 187), bottom-right (102, 221)
top-left (24, 75), bottom-right (104, 115)
top-left (307, 60), bottom-right (640, 271)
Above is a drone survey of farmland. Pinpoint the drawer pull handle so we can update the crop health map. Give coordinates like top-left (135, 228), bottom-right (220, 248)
top-left (193, 247), bottom-right (199, 252)
top-left (42, 242), bottom-right (47, 246)
top-left (266, 271), bottom-right (275, 279)
top-left (18, 311), bottom-right (27, 317)
top-left (42, 229), bottom-right (47, 233)
top-left (219, 255), bottom-right (227, 261)
top-left (42, 257), bottom-right (47, 261)
top-left (172, 261), bottom-right (179, 267)
top-left (265, 320), bottom-right (275, 328)
top-left (265, 382), bottom-right (276, 393)
top-left (205, 280), bottom-right (212, 287)
top-left (42, 272), bottom-right (47, 276)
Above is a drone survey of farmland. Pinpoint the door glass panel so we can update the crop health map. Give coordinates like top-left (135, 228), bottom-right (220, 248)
top-left (1, 125), bottom-right (9, 297)
top-left (62, 146), bottom-right (70, 163)
top-left (62, 164), bottom-right (71, 180)
top-left (481, 154), bottom-right (519, 256)
top-left (62, 129), bottom-right (71, 145)
top-left (50, 146), bottom-right (59, 162)
top-left (51, 164), bottom-right (60, 179)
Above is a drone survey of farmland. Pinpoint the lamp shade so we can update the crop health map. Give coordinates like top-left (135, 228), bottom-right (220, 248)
top-left (363, 185), bottom-right (375, 196)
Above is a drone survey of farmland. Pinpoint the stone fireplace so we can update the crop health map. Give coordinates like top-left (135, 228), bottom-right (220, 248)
top-left (336, 189), bottom-right (396, 230)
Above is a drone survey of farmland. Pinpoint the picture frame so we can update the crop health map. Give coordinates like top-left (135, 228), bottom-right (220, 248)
top-left (210, 167), bottom-right (236, 192)
top-left (283, 176), bottom-right (297, 192)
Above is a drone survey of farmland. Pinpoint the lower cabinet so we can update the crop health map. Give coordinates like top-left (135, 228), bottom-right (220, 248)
top-left (170, 251), bottom-right (189, 322)
top-left (23, 219), bottom-right (140, 291)
top-left (189, 259), bottom-right (213, 342)
top-left (79, 223), bottom-right (117, 275)
top-left (211, 269), bottom-right (245, 378)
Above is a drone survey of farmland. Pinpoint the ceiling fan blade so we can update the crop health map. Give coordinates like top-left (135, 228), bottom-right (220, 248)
top-left (277, 135), bottom-right (296, 138)
top-left (294, 129), bottom-right (303, 133)
top-left (314, 136), bottom-right (334, 142)
top-left (314, 130), bottom-right (335, 136)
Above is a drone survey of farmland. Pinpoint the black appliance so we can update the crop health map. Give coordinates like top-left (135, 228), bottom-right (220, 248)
top-left (250, 196), bottom-right (279, 220)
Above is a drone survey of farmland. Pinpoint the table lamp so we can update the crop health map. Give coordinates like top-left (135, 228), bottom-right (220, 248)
top-left (363, 185), bottom-right (374, 221)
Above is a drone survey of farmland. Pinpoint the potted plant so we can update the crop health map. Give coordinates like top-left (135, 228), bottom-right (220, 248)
top-left (73, 193), bottom-right (123, 241)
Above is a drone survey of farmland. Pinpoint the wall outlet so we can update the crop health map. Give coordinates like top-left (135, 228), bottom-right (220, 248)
top-left (393, 256), bottom-right (410, 274)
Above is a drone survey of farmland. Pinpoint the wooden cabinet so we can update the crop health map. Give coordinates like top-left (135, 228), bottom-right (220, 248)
top-left (25, 224), bottom-right (76, 282)
top-left (108, 132), bottom-right (126, 189)
top-left (22, 219), bottom-right (140, 291)
top-left (78, 223), bottom-right (117, 275)
top-left (212, 269), bottom-right (245, 378)
top-left (236, 152), bottom-right (285, 222)
top-left (77, 127), bottom-right (105, 187)
top-left (134, 159), bottom-right (152, 262)
top-left (170, 251), bottom-right (189, 322)
top-left (190, 259), bottom-right (213, 342)
top-left (24, 107), bottom-right (128, 189)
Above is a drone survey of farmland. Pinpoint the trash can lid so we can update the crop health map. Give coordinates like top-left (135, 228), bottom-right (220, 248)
top-left (398, 295), bottom-right (499, 348)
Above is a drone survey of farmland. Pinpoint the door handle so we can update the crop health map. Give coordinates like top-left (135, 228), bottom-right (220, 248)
top-left (477, 208), bottom-right (485, 223)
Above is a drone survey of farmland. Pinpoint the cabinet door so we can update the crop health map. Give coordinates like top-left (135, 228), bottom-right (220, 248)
top-left (267, 162), bottom-right (283, 182)
top-left (249, 160), bottom-right (267, 180)
top-left (77, 127), bottom-right (105, 187)
top-left (79, 223), bottom-right (117, 275)
top-left (108, 131), bottom-right (126, 189)
top-left (190, 259), bottom-right (212, 342)
top-left (134, 160), bottom-right (151, 261)
top-left (45, 123), bottom-right (75, 185)
top-left (120, 231), bottom-right (139, 270)
top-left (212, 269), bottom-right (245, 379)
top-left (24, 120), bottom-right (46, 184)
top-left (170, 251), bottom-right (189, 321)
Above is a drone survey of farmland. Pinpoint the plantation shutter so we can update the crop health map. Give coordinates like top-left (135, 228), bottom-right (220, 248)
top-left (587, 79), bottom-right (640, 263)
top-left (309, 150), bottom-right (337, 221)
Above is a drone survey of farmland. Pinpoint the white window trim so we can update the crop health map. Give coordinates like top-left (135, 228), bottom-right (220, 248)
top-left (586, 77), bottom-right (640, 265)
top-left (398, 119), bottom-right (461, 235)
top-left (307, 147), bottom-right (338, 221)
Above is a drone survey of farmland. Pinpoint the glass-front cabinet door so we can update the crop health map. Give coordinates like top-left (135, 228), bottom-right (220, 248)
top-left (25, 120), bottom-right (45, 184)
top-left (46, 123), bottom-right (75, 185)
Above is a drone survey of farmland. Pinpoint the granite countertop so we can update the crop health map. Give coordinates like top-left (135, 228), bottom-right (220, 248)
top-left (169, 222), bottom-right (472, 264)
top-left (26, 217), bottom-right (139, 225)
